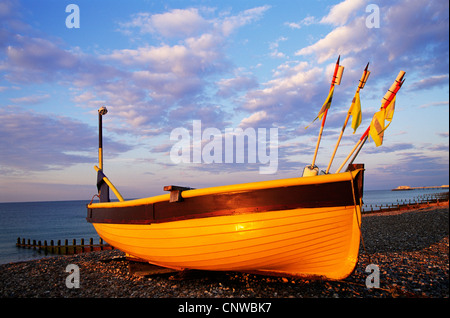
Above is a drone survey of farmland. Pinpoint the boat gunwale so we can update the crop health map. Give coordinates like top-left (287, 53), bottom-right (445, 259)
top-left (88, 169), bottom-right (362, 209)
top-left (87, 169), bottom-right (364, 225)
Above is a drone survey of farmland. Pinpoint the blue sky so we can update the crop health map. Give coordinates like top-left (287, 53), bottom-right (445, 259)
top-left (0, 0), bottom-right (448, 202)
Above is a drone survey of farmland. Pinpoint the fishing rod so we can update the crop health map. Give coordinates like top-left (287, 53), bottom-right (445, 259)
top-left (335, 70), bottom-right (406, 173)
top-left (325, 62), bottom-right (370, 174)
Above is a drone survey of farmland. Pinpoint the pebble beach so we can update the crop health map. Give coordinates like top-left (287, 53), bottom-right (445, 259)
top-left (0, 203), bottom-right (448, 299)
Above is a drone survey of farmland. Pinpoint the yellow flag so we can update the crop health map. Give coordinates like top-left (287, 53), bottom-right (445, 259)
top-left (384, 95), bottom-right (395, 130)
top-left (369, 109), bottom-right (385, 147)
top-left (318, 86), bottom-right (335, 120)
top-left (349, 91), bottom-right (362, 133)
top-left (369, 95), bottom-right (398, 147)
top-left (305, 86), bottom-right (335, 129)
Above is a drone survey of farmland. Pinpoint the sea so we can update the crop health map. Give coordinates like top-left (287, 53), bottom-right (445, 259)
top-left (0, 188), bottom-right (448, 265)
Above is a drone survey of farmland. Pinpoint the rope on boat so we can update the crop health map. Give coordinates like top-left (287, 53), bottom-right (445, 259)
top-left (349, 171), bottom-right (371, 264)
top-left (89, 193), bottom-right (100, 205)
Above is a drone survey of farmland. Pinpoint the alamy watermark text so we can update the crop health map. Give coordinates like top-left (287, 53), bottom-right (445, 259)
top-left (170, 120), bottom-right (278, 174)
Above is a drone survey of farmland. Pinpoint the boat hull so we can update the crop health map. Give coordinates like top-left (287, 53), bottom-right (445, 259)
top-left (87, 167), bottom-right (364, 280)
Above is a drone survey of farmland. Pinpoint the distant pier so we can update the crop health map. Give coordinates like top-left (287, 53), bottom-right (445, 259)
top-left (392, 185), bottom-right (449, 191)
top-left (363, 191), bottom-right (448, 213)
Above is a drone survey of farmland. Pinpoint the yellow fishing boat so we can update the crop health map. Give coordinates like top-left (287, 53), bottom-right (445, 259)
top-left (87, 62), bottom-right (406, 280)
top-left (88, 168), bottom-right (364, 280)
top-left (87, 108), bottom-right (364, 281)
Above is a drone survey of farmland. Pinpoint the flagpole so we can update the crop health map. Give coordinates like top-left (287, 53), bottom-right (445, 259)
top-left (309, 56), bottom-right (342, 170)
top-left (335, 71), bottom-right (405, 173)
top-left (335, 127), bottom-right (369, 173)
top-left (310, 109), bottom-right (327, 168)
top-left (325, 112), bottom-right (350, 173)
top-left (348, 135), bottom-right (368, 167)
top-left (325, 63), bottom-right (370, 174)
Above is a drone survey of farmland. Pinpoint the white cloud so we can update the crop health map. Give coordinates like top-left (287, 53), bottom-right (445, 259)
top-left (10, 94), bottom-right (50, 105)
top-left (419, 101), bottom-right (449, 109)
top-left (240, 61), bottom-right (323, 126)
top-left (151, 8), bottom-right (208, 37)
top-left (285, 16), bottom-right (317, 29)
top-left (90, 6), bottom-right (271, 130)
top-left (239, 110), bottom-right (268, 127)
top-left (0, 0), bottom-right (15, 17)
top-left (296, 0), bottom-right (448, 82)
top-left (72, 91), bottom-right (97, 104)
top-left (219, 5), bottom-right (270, 36)
top-left (120, 6), bottom-right (270, 38)
top-left (107, 45), bottom-right (189, 71)
top-left (1, 3), bottom-right (272, 135)
top-left (382, 0), bottom-right (449, 62)
top-left (320, 0), bottom-right (366, 26)
top-left (216, 75), bottom-right (258, 98)
top-left (103, 39), bottom-right (223, 111)
top-left (269, 36), bottom-right (288, 58)
top-left (295, 16), bottom-right (372, 63)
top-left (409, 75), bottom-right (449, 91)
top-left (120, 8), bottom-right (209, 38)
top-left (0, 107), bottom-right (131, 172)
top-left (4, 35), bottom-right (79, 82)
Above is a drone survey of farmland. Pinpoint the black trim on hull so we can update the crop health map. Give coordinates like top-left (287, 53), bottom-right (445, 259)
top-left (87, 167), bottom-right (364, 225)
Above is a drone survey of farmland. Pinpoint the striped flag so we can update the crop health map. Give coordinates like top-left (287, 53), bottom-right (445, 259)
top-left (369, 109), bottom-right (385, 147)
top-left (385, 95), bottom-right (396, 123)
top-left (369, 96), bottom-right (396, 147)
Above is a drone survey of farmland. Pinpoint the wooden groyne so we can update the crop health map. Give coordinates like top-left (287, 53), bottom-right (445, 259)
top-left (16, 237), bottom-right (114, 255)
top-left (362, 191), bottom-right (449, 214)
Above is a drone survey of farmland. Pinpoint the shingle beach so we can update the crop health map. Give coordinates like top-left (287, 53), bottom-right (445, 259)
top-left (1, 203), bottom-right (448, 299)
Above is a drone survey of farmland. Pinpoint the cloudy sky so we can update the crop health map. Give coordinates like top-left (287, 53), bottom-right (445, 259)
top-left (0, 0), bottom-right (448, 202)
